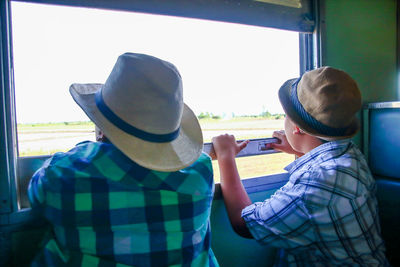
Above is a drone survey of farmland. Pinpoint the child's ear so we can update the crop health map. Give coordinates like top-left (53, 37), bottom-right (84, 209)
top-left (95, 126), bottom-right (105, 141)
top-left (293, 126), bottom-right (304, 135)
top-left (96, 131), bottom-right (104, 142)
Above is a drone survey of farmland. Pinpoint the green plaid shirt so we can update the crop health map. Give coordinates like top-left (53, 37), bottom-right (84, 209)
top-left (28, 141), bottom-right (219, 267)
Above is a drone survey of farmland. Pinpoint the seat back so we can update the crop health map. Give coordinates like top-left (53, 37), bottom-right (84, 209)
top-left (365, 102), bottom-right (400, 266)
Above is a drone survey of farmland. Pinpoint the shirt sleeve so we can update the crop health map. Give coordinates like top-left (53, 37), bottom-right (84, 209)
top-left (241, 182), bottom-right (315, 249)
top-left (27, 158), bottom-right (52, 207)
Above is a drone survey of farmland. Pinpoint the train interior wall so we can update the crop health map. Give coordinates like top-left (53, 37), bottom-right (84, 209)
top-left (2, 0), bottom-right (400, 266)
top-left (322, 0), bottom-right (397, 146)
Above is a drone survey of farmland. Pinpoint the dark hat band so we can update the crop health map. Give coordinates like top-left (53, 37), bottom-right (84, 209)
top-left (95, 90), bottom-right (180, 143)
top-left (290, 77), bottom-right (349, 137)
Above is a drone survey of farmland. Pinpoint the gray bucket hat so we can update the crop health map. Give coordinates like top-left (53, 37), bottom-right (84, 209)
top-left (70, 53), bottom-right (203, 171)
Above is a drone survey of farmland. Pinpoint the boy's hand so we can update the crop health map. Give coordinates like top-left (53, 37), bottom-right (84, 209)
top-left (212, 134), bottom-right (249, 160)
top-left (272, 130), bottom-right (302, 156)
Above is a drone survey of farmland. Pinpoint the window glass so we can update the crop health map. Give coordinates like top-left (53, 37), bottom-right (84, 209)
top-left (12, 2), bottom-right (298, 180)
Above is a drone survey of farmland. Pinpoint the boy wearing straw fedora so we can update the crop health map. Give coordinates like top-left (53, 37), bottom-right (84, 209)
top-left (28, 53), bottom-right (219, 267)
top-left (212, 67), bottom-right (389, 266)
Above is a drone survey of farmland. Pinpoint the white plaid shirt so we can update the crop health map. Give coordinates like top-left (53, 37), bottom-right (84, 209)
top-left (242, 140), bottom-right (390, 266)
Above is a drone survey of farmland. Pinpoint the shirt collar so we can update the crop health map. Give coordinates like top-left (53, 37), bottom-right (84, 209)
top-left (284, 138), bottom-right (353, 174)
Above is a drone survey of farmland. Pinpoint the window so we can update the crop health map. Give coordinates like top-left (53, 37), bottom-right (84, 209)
top-left (1, 0), bottom-right (315, 213)
top-left (12, 2), bottom-right (298, 184)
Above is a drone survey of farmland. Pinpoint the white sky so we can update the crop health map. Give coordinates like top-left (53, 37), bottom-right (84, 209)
top-left (11, 2), bottom-right (299, 124)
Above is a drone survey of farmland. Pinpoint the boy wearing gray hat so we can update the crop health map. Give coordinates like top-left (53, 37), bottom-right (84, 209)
top-left (28, 53), bottom-right (219, 267)
top-left (212, 67), bottom-right (389, 266)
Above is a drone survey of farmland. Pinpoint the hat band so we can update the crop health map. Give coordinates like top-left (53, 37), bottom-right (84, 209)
top-left (290, 78), bottom-right (349, 137)
top-left (95, 91), bottom-right (180, 143)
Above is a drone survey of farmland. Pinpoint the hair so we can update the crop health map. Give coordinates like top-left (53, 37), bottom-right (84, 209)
top-left (318, 138), bottom-right (329, 144)
top-left (97, 135), bottom-right (111, 143)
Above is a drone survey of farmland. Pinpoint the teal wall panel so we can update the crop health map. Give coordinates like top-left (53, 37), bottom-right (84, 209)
top-left (322, 0), bottom-right (397, 146)
top-left (323, 0), bottom-right (397, 102)
top-left (210, 190), bottom-right (278, 267)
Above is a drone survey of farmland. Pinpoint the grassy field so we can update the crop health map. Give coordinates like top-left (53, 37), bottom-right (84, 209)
top-left (17, 121), bottom-right (94, 131)
top-left (18, 118), bottom-right (293, 180)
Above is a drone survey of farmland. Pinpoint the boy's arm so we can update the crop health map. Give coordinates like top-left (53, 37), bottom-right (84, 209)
top-left (212, 134), bottom-right (253, 238)
top-left (27, 158), bottom-right (53, 208)
top-left (28, 167), bottom-right (47, 208)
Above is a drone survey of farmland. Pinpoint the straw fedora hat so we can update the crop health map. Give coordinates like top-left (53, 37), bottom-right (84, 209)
top-left (70, 53), bottom-right (203, 172)
top-left (278, 66), bottom-right (362, 140)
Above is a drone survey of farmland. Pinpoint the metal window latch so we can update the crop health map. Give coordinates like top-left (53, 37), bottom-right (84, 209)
top-left (203, 137), bottom-right (279, 159)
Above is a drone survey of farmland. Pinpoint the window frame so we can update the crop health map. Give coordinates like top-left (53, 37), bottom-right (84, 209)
top-left (1, 0), bottom-right (18, 216)
top-left (0, 0), bottom-right (317, 221)
top-left (11, 0), bottom-right (315, 33)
